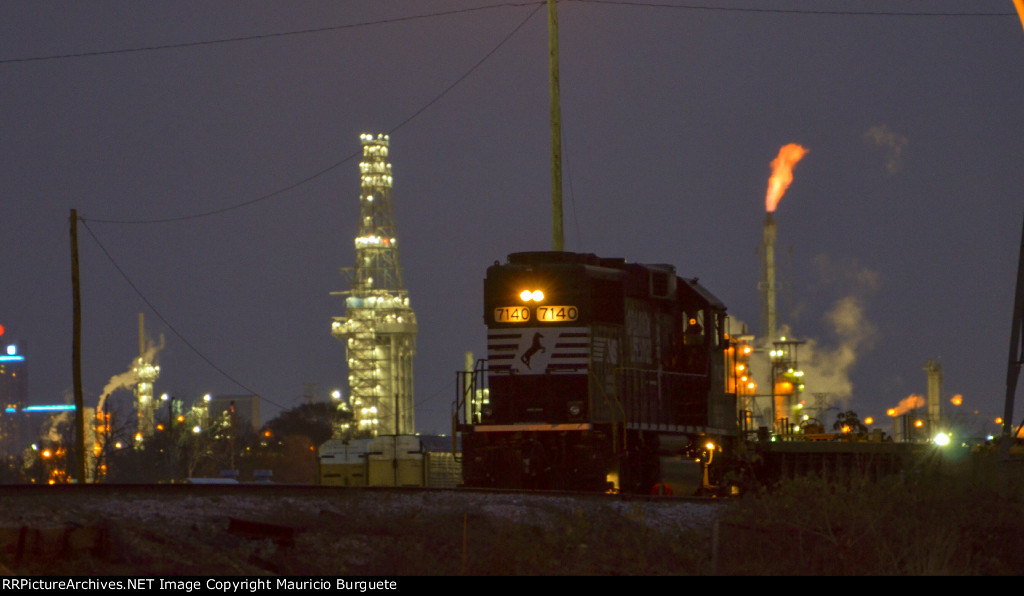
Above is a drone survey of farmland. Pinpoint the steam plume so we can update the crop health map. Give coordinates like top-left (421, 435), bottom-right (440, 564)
top-left (96, 333), bottom-right (165, 414)
top-left (798, 294), bottom-right (878, 406)
top-left (863, 124), bottom-right (908, 175)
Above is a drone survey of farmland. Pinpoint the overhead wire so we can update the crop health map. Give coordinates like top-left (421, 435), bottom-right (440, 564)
top-left (82, 2), bottom-right (543, 225)
top-left (570, 0), bottom-right (1015, 17)
top-left (74, 2), bottom-right (544, 404)
top-left (39, 0), bottom-right (1015, 417)
top-left (77, 217), bottom-right (288, 411)
top-left (0, 2), bottom-right (545, 65)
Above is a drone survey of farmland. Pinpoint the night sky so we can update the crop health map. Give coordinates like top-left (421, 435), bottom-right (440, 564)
top-left (3, 1), bottom-right (1023, 438)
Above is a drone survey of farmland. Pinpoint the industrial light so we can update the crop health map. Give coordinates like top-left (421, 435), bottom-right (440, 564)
top-left (933, 432), bottom-right (951, 446)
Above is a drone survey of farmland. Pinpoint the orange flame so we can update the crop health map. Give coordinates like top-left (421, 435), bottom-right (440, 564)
top-left (890, 393), bottom-right (925, 416)
top-left (765, 143), bottom-right (807, 212)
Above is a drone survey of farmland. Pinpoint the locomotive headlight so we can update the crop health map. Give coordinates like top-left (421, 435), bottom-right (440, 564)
top-left (519, 289), bottom-right (544, 302)
top-left (568, 402), bottom-right (582, 418)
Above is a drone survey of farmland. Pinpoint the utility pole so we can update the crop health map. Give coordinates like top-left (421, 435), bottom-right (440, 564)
top-left (1002, 212), bottom-right (1024, 458)
top-left (548, 0), bottom-right (563, 251)
top-left (70, 209), bottom-right (87, 483)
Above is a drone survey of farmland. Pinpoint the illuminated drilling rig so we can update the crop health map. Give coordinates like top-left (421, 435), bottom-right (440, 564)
top-left (332, 134), bottom-right (418, 438)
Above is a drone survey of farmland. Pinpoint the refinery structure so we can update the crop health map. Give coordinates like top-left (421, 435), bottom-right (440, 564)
top-left (742, 143), bottom-right (810, 435)
top-left (132, 313), bottom-right (160, 439)
top-left (332, 133), bottom-right (418, 438)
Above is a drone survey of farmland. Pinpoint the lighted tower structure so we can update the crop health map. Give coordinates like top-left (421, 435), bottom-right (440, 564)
top-left (925, 359), bottom-right (943, 435)
top-left (332, 134), bottom-right (418, 438)
top-left (132, 313), bottom-right (159, 440)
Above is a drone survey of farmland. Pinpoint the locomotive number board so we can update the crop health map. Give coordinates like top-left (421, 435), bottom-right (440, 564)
top-left (537, 306), bottom-right (579, 322)
top-left (494, 306), bottom-right (530, 323)
top-left (494, 305), bottom-right (579, 323)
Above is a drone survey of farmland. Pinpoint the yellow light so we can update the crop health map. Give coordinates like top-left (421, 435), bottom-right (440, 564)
top-left (864, 417), bottom-right (874, 425)
top-left (520, 290), bottom-right (532, 301)
top-left (519, 290), bottom-right (544, 301)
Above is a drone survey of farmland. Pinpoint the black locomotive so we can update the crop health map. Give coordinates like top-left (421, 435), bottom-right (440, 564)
top-left (454, 251), bottom-right (741, 494)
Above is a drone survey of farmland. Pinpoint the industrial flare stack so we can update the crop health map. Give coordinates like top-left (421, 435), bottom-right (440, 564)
top-left (332, 134), bottom-right (418, 438)
top-left (760, 211), bottom-right (778, 344)
top-left (760, 144), bottom-right (807, 433)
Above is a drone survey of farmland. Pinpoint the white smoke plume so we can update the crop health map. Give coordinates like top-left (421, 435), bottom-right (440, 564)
top-left (96, 333), bottom-right (165, 414)
top-left (141, 333), bottom-right (165, 365)
top-left (796, 255), bottom-right (879, 409)
top-left (799, 294), bottom-right (878, 408)
top-left (863, 124), bottom-right (908, 175)
top-left (97, 370), bottom-right (136, 416)
top-left (44, 411), bottom-right (73, 443)
top-left (745, 255), bottom-right (880, 419)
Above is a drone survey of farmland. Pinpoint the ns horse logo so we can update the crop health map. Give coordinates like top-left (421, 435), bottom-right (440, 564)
top-left (520, 332), bottom-right (546, 370)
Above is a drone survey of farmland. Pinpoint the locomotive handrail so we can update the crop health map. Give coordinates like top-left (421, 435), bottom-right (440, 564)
top-left (589, 368), bottom-right (627, 453)
top-left (452, 359), bottom-right (490, 461)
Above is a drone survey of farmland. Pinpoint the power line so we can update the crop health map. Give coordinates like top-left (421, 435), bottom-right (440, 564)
top-left (571, 0), bottom-right (1014, 17)
top-left (0, 2), bottom-right (544, 65)
top-left (77, 217), bottom-right (287, 412)
top-left (74, 4), bottom-right (545, 402)
top-left (82, 2), bottom-right (544, 225)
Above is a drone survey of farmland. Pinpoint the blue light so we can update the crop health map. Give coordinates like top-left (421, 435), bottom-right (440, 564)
top-left (23, 405), bottom-right (75, 412)
top-left (0, 356), bottom-right (24, 362)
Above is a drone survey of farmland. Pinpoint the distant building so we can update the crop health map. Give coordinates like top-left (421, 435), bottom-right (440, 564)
top-left (0, 340), bottom-right (28, 407)
top-left (0, 339), bottom-right (29, 460)
top-left (205, 394), bottom-right (261, 433)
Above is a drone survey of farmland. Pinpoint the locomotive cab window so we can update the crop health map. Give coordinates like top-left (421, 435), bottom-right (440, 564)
top-left (684, 313), bottom-right (705, 345)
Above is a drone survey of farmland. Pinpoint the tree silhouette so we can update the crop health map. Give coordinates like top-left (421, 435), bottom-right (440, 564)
top-left (833, 410), bottom-right (868, 436)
